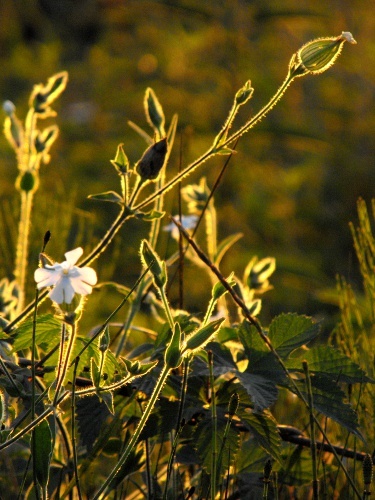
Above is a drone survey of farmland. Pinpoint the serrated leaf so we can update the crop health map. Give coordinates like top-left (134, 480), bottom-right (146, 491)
top-left (214, 233), bottom-right (243, 266)
top-left (87, 191), bottom-right (123, 204)
top-left (286, 345), bottom-right (374, 384)
top-left (237, 372), bottom-right (278, 411)
top-left (294, 375), bottom-right (363, 439)
top-left (237, 409), bottom-right (282, 463)
top-left (268, 313), bottom-right (320, 358)
top-left (32, 419), bottom-right (53, 489)
top-left (76, 395), bottom-right (111, 451)
top-left (238, 321), bottom-right (285, 382)
top-left (98, 390), bottom-right (114, 415)
top-left (12, 314), bottom-right (61, 352)
top-left (194, 413), bottom-right (240, 477)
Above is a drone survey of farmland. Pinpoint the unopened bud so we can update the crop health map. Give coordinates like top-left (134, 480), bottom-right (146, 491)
top-left (3, 100), bottom-right (16, 116)
top-left (136, 137), bottom-right (167, 181)
top-left (296, 32), bottom-right (357, 76)
top-left (235, 80), bottom-right (254, 105)
top-left (16, 171), bottom-right (39, 193)
top-left (140, 239), bottom-right (167, 289)
top-left (184, 318), bottom-right (225, 352)
top-left (263, 459), bottom-right (273, 483)
top-left (363, 453), bottom-right (373, 488)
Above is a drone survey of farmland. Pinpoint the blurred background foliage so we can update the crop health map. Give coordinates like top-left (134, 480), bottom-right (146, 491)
top-left (0, 0), bottom-right (374, 330)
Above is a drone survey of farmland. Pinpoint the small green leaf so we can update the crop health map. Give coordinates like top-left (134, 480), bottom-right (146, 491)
top-left (144, 87), bottom-right (165, 136)
top-left (87, 191), bottom-right (123, 204)
top-left (268, 313), bottom-right (320, 358)
top-left (32, 419), bottom-right (53, 489)
top-left (134, 209), bottom-right (165, 221)
top-left (97, 390), bottom-right (114, 415)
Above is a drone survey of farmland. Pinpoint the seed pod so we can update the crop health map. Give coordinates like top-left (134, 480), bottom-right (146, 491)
top-left (165, 323), bottom-right (183, 368)
top-left (263, 459), bottom-right (273, 483)
top-left (136, 137), bottom-right (167, 181)
top-left (16, 171), bottom-right (39, 193)
top-left (296, 32), bottom-right (357, 76)
top-left (184, 318), bottom-right (225, 352)
top-left (140, 239), bottom-right (167, 289)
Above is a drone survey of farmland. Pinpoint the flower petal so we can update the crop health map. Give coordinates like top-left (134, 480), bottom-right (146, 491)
top-left (49, 277), bottom-right (76, 304)
top-left (34, 267), bottom-right (59, 288)
top-left (76, 267), bottom-right (97, 286)
top-left (64, 247), bottom-right (84, 266)
top-left (69, 276), bottom-right (93, 296)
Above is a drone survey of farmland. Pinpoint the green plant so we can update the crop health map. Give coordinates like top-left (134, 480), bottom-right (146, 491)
top-left (1, 32), bottom-right (372, 500)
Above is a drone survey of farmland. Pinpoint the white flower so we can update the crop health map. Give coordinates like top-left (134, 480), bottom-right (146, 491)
top-left (34, 247), bottom-right (97, 304)
top-left (163, 215), bottom-right (199, 240)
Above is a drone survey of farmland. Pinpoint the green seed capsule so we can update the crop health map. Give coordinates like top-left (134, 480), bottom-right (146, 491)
top-left (16, 171), bottom-right (39, 192)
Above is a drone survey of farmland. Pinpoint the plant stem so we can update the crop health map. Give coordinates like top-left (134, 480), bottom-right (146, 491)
top-left (93, 364), bottom-right (171, 499)
top-left (14, 189), bottom-right (34, 314)
top-left (71, 356), bottom-right (83, 500)
top-left (208, 351), bottom-right (217, 500)
top-left (303, 361), bottom-right (319, 500)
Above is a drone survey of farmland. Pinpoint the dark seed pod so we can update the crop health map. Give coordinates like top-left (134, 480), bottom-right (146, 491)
top-left (136, 137), bottom-right (167, 181)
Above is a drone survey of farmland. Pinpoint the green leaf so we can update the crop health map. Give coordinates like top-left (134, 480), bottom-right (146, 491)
top-left (268, 313), bottom-right (320, 358)
top-left (237, 372), bottom-right (279, 411)
top-left (294, 375), bottom-right (363, 439)
top-left (237, 408), bottom-right (282, 463)
top-left (32, 419), bottom-right (53, 489)
top-left (134, 209), bottom-right (165, 221)
top-left (194, 412), bottom-right (240, 477)
top-left (286, 346), bottom-right (374, 384)
top-left (214, 233), bottom-right (243, 266)
top-left (87, 190), bottom-right (123, 204)
top-left (97, 390), bottom-right (114, 415)
top-left (12, 314), bottom-right (61, 351)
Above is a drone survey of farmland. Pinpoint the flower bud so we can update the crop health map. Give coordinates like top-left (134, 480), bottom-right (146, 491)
top-left (235, 80), bottom-right (254, 105)
top-left (184, 317), bottom-right (225, 353)
top-left (263, 459), bottom-right (273, 483)
top-left (140, 239), bottom-right (167, 289)
top-left (3, 100), bottom-right (15, 116)
top-left (3, 101), bottom-right (24, 150)
top-left (296, 32), bottom-right (357, 76)
top-left (363, 453), bottom-right (373, 488)
top-left (136, 137), bottom-right (167, 181)
top-left (16, 171), bottom-right (39, 193)
top-left (165, 322), bottom-right (183, 368)
top-left (111, 143), bottom-right (129, 175)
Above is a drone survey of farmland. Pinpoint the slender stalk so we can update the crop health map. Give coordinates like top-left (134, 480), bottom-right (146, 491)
top-left (15, 190), bottom-right (34, 314)
top-left (93, 364), bottom-right (171, 499)
top-left (163, 419), bottom-right (185, 499)
top-left (71, 356), bottom-right (83, 500)
top-left (303, 361), bottom-right (319, 500)
top-left (208, 350), bottom-right (217, 500)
